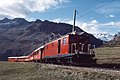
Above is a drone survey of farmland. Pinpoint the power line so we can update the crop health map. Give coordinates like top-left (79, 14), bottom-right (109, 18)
top-left (55, 0), bottom-right (63, 7)
top-left (78, 0), bottom-right (114, 19)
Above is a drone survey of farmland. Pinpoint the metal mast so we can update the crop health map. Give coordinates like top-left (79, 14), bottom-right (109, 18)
top-left (72, 10), bottom-right (77, 32)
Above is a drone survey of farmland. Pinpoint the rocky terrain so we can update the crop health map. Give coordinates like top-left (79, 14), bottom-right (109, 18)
top-left (0, 18), bottom-right (103, 60)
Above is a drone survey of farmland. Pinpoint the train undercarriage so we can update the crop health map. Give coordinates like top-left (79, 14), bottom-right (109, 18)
top-left (41, 53), bottom-right (97, 66)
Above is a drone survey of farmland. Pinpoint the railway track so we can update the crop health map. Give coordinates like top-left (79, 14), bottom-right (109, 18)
top-left (43, 61), bottom-right (120, 71)
top-left (44, 62), bottom-right (120, 77)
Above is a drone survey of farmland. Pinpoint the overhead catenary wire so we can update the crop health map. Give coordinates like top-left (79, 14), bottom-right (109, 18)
top-left (55, 0), bottom-right (63, 7)
top-left (55, 0), bottom-right (115, 19)
top-left (77, 0), bottom-right (115, 19)
top-left (55, 0), bottom-right (115, 24)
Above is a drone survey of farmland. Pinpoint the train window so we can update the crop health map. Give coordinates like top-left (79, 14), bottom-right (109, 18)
top-left (63, 38), bottom-right (67, 44)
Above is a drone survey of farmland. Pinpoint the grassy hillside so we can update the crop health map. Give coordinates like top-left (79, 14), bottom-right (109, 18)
top-left (94, 47), bottom-right (120, 64)
top-left (0, 62), bottom-right (120, 80)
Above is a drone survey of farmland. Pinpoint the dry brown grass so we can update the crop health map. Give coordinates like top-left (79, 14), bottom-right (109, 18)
top-left (94, 47), bottom-right (120, 64)
top-left (0, 61), bottom-right (120, 80)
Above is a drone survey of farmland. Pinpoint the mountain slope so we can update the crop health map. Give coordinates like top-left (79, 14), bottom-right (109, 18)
top-left (0, 18), bottom-right (103, 61)
top-left (94, 33), bottom-right (114, 41)
top-left (103, 32), bottom-right (120, 47)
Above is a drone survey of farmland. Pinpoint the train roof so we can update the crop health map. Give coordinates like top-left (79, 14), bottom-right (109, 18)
top-left (44, 32), bottom-right (87, 45)
top-left (33, 45), bottom-right (45, 52)
top-left (8, 56), bottom-right (29, 59)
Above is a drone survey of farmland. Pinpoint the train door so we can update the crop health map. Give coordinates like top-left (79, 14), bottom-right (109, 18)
top-left (71, 43), bottom-right (76, 53)
top-left (40, 50), bottom-right (42, 60)
top-left (40, 46), bottom-right (45, 61)
top-left (40, 48), bottom-right (44, 60)
top-left (58, 40), bottom-right (61, 53)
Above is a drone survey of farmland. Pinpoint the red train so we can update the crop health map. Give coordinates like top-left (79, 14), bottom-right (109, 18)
top-left (8, 32), bottom-right (96, 65)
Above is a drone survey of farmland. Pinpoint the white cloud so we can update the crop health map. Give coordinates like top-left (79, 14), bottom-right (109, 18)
top-left (52, 18), bottom-right (103, 34)
top-left (103, 21), bottom-right (120, 27)
top-left (105, 14), bottom-right (115, 18)
top-left (0, 0), bottom-right (69, 18)
top-left (80, 20), bottom-right (105, 34)
top-left (52, 18), bottom-right (120, 35)
top-left (109, 15), bottom-right (115, 18)
top-left (82, 20), bottom-right (120, 34)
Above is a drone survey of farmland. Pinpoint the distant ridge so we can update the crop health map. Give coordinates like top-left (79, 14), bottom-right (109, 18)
top-left (103, 32), bottom-right (120, 47)
top-left (94, 33), bottom-right (114, 41)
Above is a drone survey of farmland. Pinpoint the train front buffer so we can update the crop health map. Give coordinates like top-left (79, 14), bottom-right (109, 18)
top-left (68, 33), bottom-right (96, 64)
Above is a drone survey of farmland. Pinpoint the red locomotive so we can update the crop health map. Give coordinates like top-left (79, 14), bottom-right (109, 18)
top-left (8, 10), bottom-right (96, 65)
top-left (8, 32), bottom-right (96, 64)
